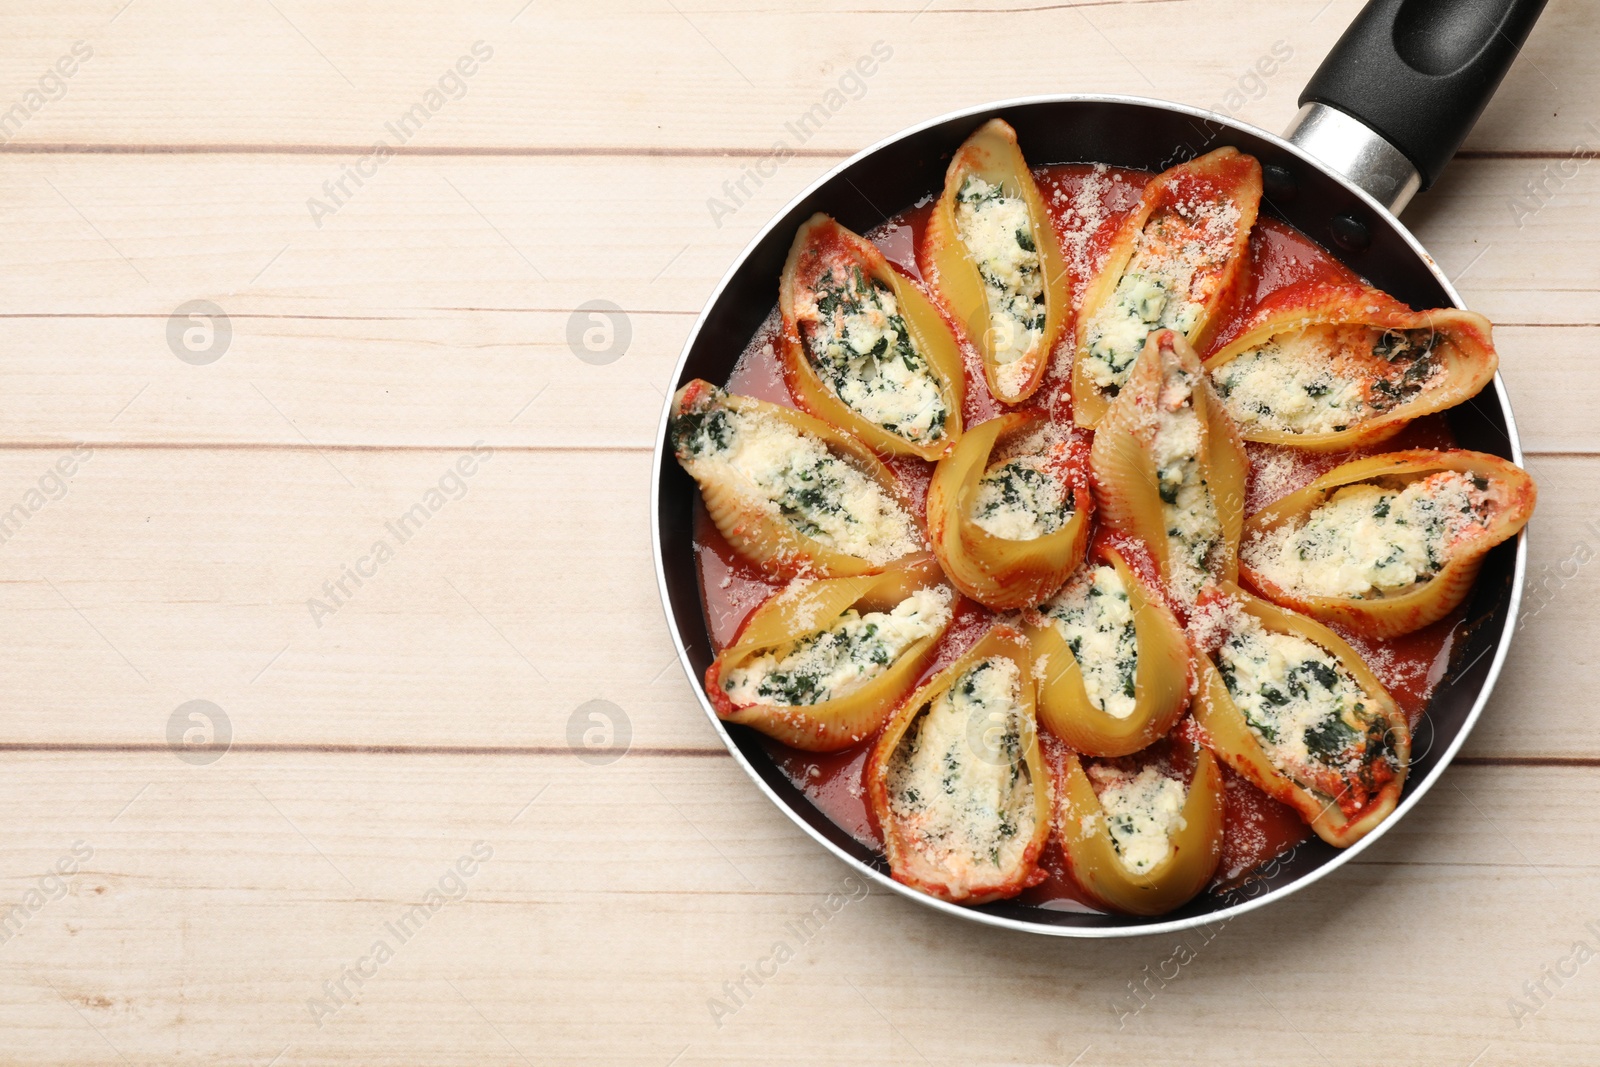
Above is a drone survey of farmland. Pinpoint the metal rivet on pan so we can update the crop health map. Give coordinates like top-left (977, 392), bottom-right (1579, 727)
top-left (1262, 163), bottom-right (1298, 204)
top-left (1330, 212), bottom-right (1371, 253)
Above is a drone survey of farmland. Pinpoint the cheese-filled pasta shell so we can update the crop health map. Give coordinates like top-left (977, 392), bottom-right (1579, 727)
top-left (1190, 585), bottom-right (1409, 848)
top-left (867, 626), bottom-right (1052, 904)
top-left (780, 214), bottom-right (966, 459)
top-left (1205, 281), bottom-right (1498, 451)
top-left (1090, 330), bottom-right (1249, 609)
top-left (706, 558), bottom-right (955, 751)
top-left (1072, 147), bottom-right (1262, 427)
top-left (1024, 542), bottom-right (1190, 757)
top-left (920, 118), bottom-right (1070, 404)
top-left (926, 412), bottom-right (1091, 610)
top-left (670, 380), bottom-right (924, 579)
top-left (1057, 748), bottom-right (1225, 915)
top-left (1241, 449), bottom-right (1536, 637)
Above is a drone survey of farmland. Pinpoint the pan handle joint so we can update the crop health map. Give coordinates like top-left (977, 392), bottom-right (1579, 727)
top-left (1284, 102), bottom-right (1422, 215)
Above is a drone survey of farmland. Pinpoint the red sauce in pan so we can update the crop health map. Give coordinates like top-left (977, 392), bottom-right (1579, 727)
top-left (693, 163), bottom-right (1467, 911)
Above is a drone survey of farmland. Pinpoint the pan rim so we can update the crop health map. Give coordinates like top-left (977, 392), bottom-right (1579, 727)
top-left (649, 92), bottom-right (1527, 939)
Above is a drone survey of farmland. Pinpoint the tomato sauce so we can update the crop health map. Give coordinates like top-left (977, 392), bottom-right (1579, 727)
top-left (691, 162), bottom-right (1469, 912)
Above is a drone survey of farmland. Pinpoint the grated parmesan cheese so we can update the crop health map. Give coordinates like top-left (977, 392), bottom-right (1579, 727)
top-left (1041, 565), bottom-right (1138, 718)
top-left (796, 256), bottom-right (950, 445)
top-left (675, 398), bottom-right (921, 564)
top-left (1087, 764), bottom-right (1187, 874)
top-left (1150, 364), bottom-right (1223, 606)
top-left (954, 176), bottom-right (1046, 371)
top-left (1216, 613), bottom-right (1396, 804)
top-left (1057, 163), bottom-right (1112, 281)
top-left (970, 454), bottom-right (1073, 542)
top-left (1245, 471), bottom-right (1493, 599)
top-left (886, 656), bottom-right (1036, 878)
top-left (722, 587), bottom-right (953, 707)
top-left (1080, 196), bottom-right (1242, 394)
top-left (1212, 324), bottom-right (1447, 435)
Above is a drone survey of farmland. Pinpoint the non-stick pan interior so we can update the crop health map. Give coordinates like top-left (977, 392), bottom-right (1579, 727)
top-left (655, 97), bottom-right (1522, 933)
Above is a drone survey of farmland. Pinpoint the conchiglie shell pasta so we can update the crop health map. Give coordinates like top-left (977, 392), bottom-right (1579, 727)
top-left (866, 626), bottom-right (1052, 904)
top-left (1204, 281), bottom-right (1499, 451)
top-left (705, 558), bottom-right (954, 751)
top-left (926, 412), bottom-right (1092, 610)
top-left (1057, 749), bottom-right (1225, 916)
top-left (920, 118), bottom-right (1070, 404)
top-left (780, 214), bottom-right (965, 459)
top-left (1024, 542), bottom-right (1190, 757)
top-left (1072, 147), bottom-right (1262, 428)
top-left (1240, 449), bottom-right (1537, 637)
top-left (1191, 586), bottom-right (1409, 848)
top-left (1090, 330), bottom-right (1249, 607)
top-left (669, 379), bottom-right (923, 579)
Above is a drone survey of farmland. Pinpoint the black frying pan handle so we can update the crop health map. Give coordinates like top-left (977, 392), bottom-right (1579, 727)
top-left (1299, 0), bottom-right (1549, 190)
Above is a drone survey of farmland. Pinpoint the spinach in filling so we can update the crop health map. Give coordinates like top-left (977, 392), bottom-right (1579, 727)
top-left (1367, 328), bottom-right (1442, 414)
top-left (804, 265), bottom-right (949, 443)
top-left (970, 457), bottom-right (1074, 541)
top-left (1217, 617), bottom-right (1398, 813)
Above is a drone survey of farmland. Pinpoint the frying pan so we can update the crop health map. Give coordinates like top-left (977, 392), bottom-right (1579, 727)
top-left (652, 0), bottom-right (1549, 936)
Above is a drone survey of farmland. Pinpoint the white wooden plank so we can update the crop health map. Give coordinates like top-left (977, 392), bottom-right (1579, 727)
top-left (0, 0), bottom-right (1587, 153)
top-left (0, 447), bottom-right (701, 750)
top-left (0, 752), bottom-right (1593, 1065)
top-left (0, 156), bottom-right (1593, 449)
top-left (1475, 455), bottom-right (1600, 759)
top-left (0, 447), bottom-right (1584, 756)
top-left (0, 1), bottom-right (1592, 1062)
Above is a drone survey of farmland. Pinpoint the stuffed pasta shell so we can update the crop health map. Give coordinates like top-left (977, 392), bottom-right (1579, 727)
top-left (1241, 449), bottom-right (1536, 637)
top-left (1072, 147), bottom-right (1262, 427)
top-left (1057, 748), bottom-right (1225, 915)
top-left (1206, 281), bottom-right (1498, 451)
top-left (867, 626), bottom-right (1051, 904)
top-left (920, 118), bottom-right (1070, 404)
top-left (925, 412), bottom-right (1091, 610)
top-left (780, 214), bottom-right (966, 459)
top-left (1191, 586), bottom-right (1408, 847)
top-left (1025, 541), bottom-right (1190, 757)
top-left (1090, 330), bottom-right (1249, 608)
top-left (705, 559), bottom-right (954, 751)
top-left (670, 380), bottom-right (924, 578)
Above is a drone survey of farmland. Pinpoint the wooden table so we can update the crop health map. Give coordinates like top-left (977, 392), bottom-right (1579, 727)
top-left (0, 1), bottom-right (1594, 1062)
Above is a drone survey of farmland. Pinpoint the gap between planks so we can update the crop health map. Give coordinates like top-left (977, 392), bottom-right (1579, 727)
top-left (0, 441), bottom-right (655, 453)
top-left (0, 143), bottom-right (855, 158)
top-left (0, 743), bottom-right (1591, 767)
top-left (0, 144), bottom-right (1581, 160)
top-left (0, 310), bottom-right (700, 320)
top-left (0, 443), bottom-right (1588, 458)
top-left (0, 742), bottom-right (724, 757)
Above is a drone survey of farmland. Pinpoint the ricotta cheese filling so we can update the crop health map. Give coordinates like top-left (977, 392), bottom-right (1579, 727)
top-left (1080, 199), bottom-right (1242, 395)
top-left (1151, 369), bottom-right (1223, 605)
top-left (797, 260), bottom-right (950, 446)
top-left (954, 176), bottom-right (1046, 386)
top-left (1042, 565), bottom-right (1138, 718)
top-left (970, 454), bottom-right (1073, 541)
top-left (674, 399), bottom-right (921, 564)
top-left (1245, 471), bottom-right (1493, 599)
top-left (721, 587), bottom-right (953, 707)
top-left (1087, 764), bottom-right (1187, 875)
top-left (1212, 325), bottom-right (1446, 435)
top-left (1217, 613), bottom-right (1397, 810)
top-left (886, 656), bottom-right (1036, 877)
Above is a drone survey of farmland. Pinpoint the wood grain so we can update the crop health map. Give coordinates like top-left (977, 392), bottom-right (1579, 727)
top-left (0, 155), bottom-right (1594, 449)
top-left (0, 0), bottom-right (1596, 1062)
top-left (0, 448), bottom-right (1588, 758)
top-left (0, 753), bottom-right (1595, 1066)
top-left (0, 0), bottom-right (1590, 152)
